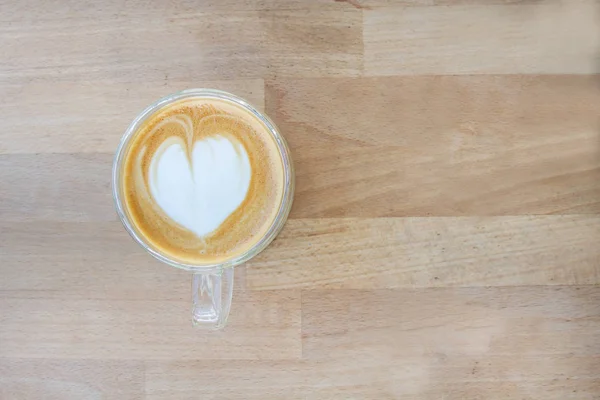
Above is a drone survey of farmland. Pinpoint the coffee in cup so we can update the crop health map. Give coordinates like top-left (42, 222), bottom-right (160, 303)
top-left (119, 97), bottom-right (286, 265)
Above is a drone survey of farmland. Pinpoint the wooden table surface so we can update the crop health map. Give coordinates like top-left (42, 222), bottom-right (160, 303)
top-left (2, 0), bottom-right (600, 398)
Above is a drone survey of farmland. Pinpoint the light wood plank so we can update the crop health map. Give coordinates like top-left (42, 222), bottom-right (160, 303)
top-left (0, 221), bottom-right (247, 300)
top-left (299, 287), bottom-right (600, 398)
top-left (266, 75), bottom-right (600, 217)
top-left (0, 359), bottom-right (144, 400)
top-left (0, 80), bottom-right (264, 154)
top-left (145, 356), bottom-right (600, 399)
top-left (1, 0), bottom-right (350, 21)
top-left (145, 285), bottom-right (600, 399)
top-left (298, 360), bottom-right (600, 399)
top-left (145, 360), bottom-right (309, 400)
top-left (246, 216), bottom-right (600, 290)
top-left (364, 1), bottom-right (600, 75)
top-left (0, 291), bottom-right (301, 360)
top-left (0, 9), bottom-right (361, 84)
top-left (1, 222), bottom-right (299, 361)
top-left (362, 0), bottom-right (547, 6)
top-left (0, 154), bottom-right (114, 222)
top-left (303, 287), bottom-right (600, 357)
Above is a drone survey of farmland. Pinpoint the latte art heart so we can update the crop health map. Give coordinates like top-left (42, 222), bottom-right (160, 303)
top-left (121, 98), bottom-right (285, 264)
top-left (149, 136), bottom-right (251, 237)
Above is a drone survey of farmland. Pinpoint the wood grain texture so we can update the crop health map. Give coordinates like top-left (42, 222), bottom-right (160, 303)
top-left (0, 6), bottom-right (361, 84)
top-left (0, 359), bottom-right (144, 400)
top-left (1, 0), bottom-right (599, 398)
top-left (0, 154), bottom-right (114, 221)
top-left (300, 287), bottom-right (600, 399)
top-left (364, 0), bottom-right (600, 75)
top-left (0, 80), bottom-right (265, 154)
top-left (142, 287), bottom-right (600, 399)
top-left (0, 293), bottom-right (301, 360)
top-left (266, 75), bottom-right (600, 217)
top-left (246, 216), bottom-right (600, 290)
top-left (145, 357), bottom-right (600, 399)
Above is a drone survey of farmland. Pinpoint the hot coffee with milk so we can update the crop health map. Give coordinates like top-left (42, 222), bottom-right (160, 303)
top-left (120, 97), bottom-right (285, 264)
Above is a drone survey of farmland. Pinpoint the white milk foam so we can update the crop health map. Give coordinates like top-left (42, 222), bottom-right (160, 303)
top-left (148, 135), bottom-right (251, 237)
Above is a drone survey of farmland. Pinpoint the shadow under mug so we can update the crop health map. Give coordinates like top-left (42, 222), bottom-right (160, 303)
top-left (112, 89), bottom-right (294, 330)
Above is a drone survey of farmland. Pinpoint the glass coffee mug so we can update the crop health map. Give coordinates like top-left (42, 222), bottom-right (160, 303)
top-left (112, 89), bottom-right (294, 329)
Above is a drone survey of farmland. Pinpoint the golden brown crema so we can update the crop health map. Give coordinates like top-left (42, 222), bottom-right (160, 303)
top-left (120, 97), bottom-right (285, 264)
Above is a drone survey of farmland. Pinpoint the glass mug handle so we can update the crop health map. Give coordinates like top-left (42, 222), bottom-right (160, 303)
top-left (191, 267), bottom-right (234, 329)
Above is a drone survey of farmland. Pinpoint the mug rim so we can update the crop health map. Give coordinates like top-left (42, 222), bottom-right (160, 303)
top-left (112, 88), bottom-right (294, 272)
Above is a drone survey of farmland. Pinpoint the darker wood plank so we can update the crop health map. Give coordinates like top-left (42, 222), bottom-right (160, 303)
top-left (1, 0), bottom-right (351, 21)
top-left (246, 216), bottom-right (600, 290)
top-left (0, 7), bottom-right (362, 83)
top-left (266, 75), bottom-right (600, 217)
